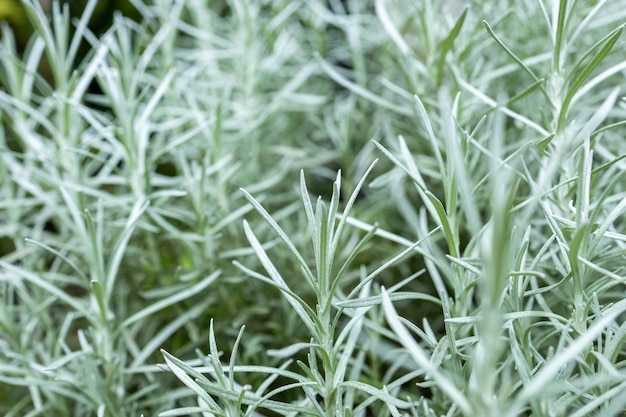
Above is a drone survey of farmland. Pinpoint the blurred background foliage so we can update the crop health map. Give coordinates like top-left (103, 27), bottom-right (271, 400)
top-left (0, 0), bottom-right (139, 50)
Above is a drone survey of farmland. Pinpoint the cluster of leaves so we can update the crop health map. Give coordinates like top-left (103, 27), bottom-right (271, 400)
top-left (1, 0), bottom-right (625, 416)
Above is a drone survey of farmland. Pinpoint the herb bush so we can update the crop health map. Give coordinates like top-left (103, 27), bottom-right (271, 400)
top-left (1, 0), bottom-right (625, 416)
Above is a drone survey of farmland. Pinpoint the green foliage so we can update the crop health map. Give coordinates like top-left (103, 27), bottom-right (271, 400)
top-left (1, 0), bottom-right (625, 416)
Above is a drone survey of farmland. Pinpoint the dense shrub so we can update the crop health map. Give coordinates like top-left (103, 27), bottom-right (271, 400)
top-left (1, 1), bottom-right (625, 416)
